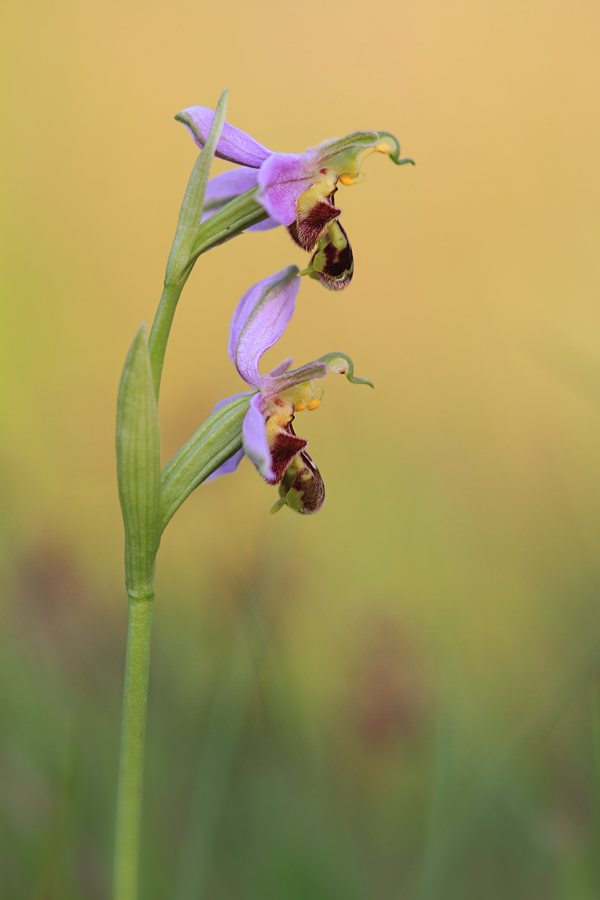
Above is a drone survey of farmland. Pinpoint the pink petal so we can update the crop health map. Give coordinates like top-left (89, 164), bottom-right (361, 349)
top-left (257, 152), bottom-right (316, 225)
top-left (176, 106), bottom-right (273, 168)
top-left (229, 266), bottom-right (300, 387)
top-left (242, 394), bottom-right (273, 481)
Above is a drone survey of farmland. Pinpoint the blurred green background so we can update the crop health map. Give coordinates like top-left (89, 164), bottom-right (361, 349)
top-left (2, 0), bottom-right (600, 896)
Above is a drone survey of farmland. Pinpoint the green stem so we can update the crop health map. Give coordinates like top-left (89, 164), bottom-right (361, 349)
top-left (147, 279), bottom-right (186, 398)
top-left (147, 187), bottom-right (266, 399)
top-left (113, 593), bottom-right (155, 900)
top-left (591, 669), bottom-right (600, 871)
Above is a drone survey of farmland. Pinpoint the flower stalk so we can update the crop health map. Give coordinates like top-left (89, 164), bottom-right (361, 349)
top-left (114, 321), bottom-right (161, 900)
top-left (113, 594), bottom-right (154, 900)
top-left (114, 90), bottom-right (262, 900)
top-left (114, 88), bottom-right (412, 899)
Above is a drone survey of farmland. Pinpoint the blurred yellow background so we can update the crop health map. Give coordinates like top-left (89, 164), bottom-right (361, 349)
top-left (2, 0), bottom-right (600, 896)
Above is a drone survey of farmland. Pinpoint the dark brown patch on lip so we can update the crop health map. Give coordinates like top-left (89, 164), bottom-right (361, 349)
top-left (266, 421), bottom-right (307, 485)
top-left (281, 450), bottom-right (326, 514)
top-left (311, 221), bottom-right (354, 291)
top-left (287, 221), bottom-right (303, 248)
top-left (294, 199), bottom-right (341, 251)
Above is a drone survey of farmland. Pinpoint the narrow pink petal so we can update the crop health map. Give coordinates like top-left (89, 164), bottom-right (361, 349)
top-left (247, 217), bottom-right (280, 232)
top-left (176, 106), bottom-right (273, 168)
top-left (205, 448), bottom-right (245, 482)
top-left (204, 392), bottom-right (253, 482)
top-left (201, 168), bottom-right (279, 229)
top-left (204, 167), bottom-right (260, 209)
top-left (267, 357), bottom-right (294, 377)
top-left (242, 394), bottom-right (273, 481)
top-left (262, 362), bottom-right (328, 400)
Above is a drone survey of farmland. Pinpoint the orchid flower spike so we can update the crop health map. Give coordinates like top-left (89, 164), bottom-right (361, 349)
top-left (175, 106), bottom-right (414, 291)
top-left (210, 266), bottom-right (373, 514)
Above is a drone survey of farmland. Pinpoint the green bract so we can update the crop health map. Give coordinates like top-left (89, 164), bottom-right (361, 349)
top-left (116, 323), bottom-right (161, 595)
top-left (160, 394), bottom-right (251, 530)
top-left (163, 89), bottom-right (231, 288)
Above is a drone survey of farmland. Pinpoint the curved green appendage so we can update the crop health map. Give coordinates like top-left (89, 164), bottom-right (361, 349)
top-left (377, 130), bottom-right (415, 166)
top-left (269, 496), bottom-right (287, 515)
top-left (272, 352), bottom-right (373, 394)
top-left (318, 352), bottom-right (374, 388)
top-left (160, 394), bottom-right (251, 531)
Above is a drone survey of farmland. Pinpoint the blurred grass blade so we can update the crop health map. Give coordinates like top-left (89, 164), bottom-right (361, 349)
top-left (415, 706), bottom-right (457, 900)
top-left (116, 322), bottom-right (161, 593)
top-left (160, 394), bottom-right (250, 531)
top-left (175, 627), bottom-right (254, 900)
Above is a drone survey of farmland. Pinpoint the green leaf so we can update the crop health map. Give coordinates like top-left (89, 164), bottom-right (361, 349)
top-left (116, 323), bottom-right (161, 594)
top-left (160, 394), bottom-right (251, 531)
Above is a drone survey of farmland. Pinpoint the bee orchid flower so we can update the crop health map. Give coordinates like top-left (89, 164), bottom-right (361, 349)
top-left (211, 265), bottom-right (373, 514)
top-left (176, 105), bottom-right (413, 290)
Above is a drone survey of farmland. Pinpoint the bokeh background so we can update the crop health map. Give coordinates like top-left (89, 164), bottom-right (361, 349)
top-left (2, 0), bottom-right (600, 896)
